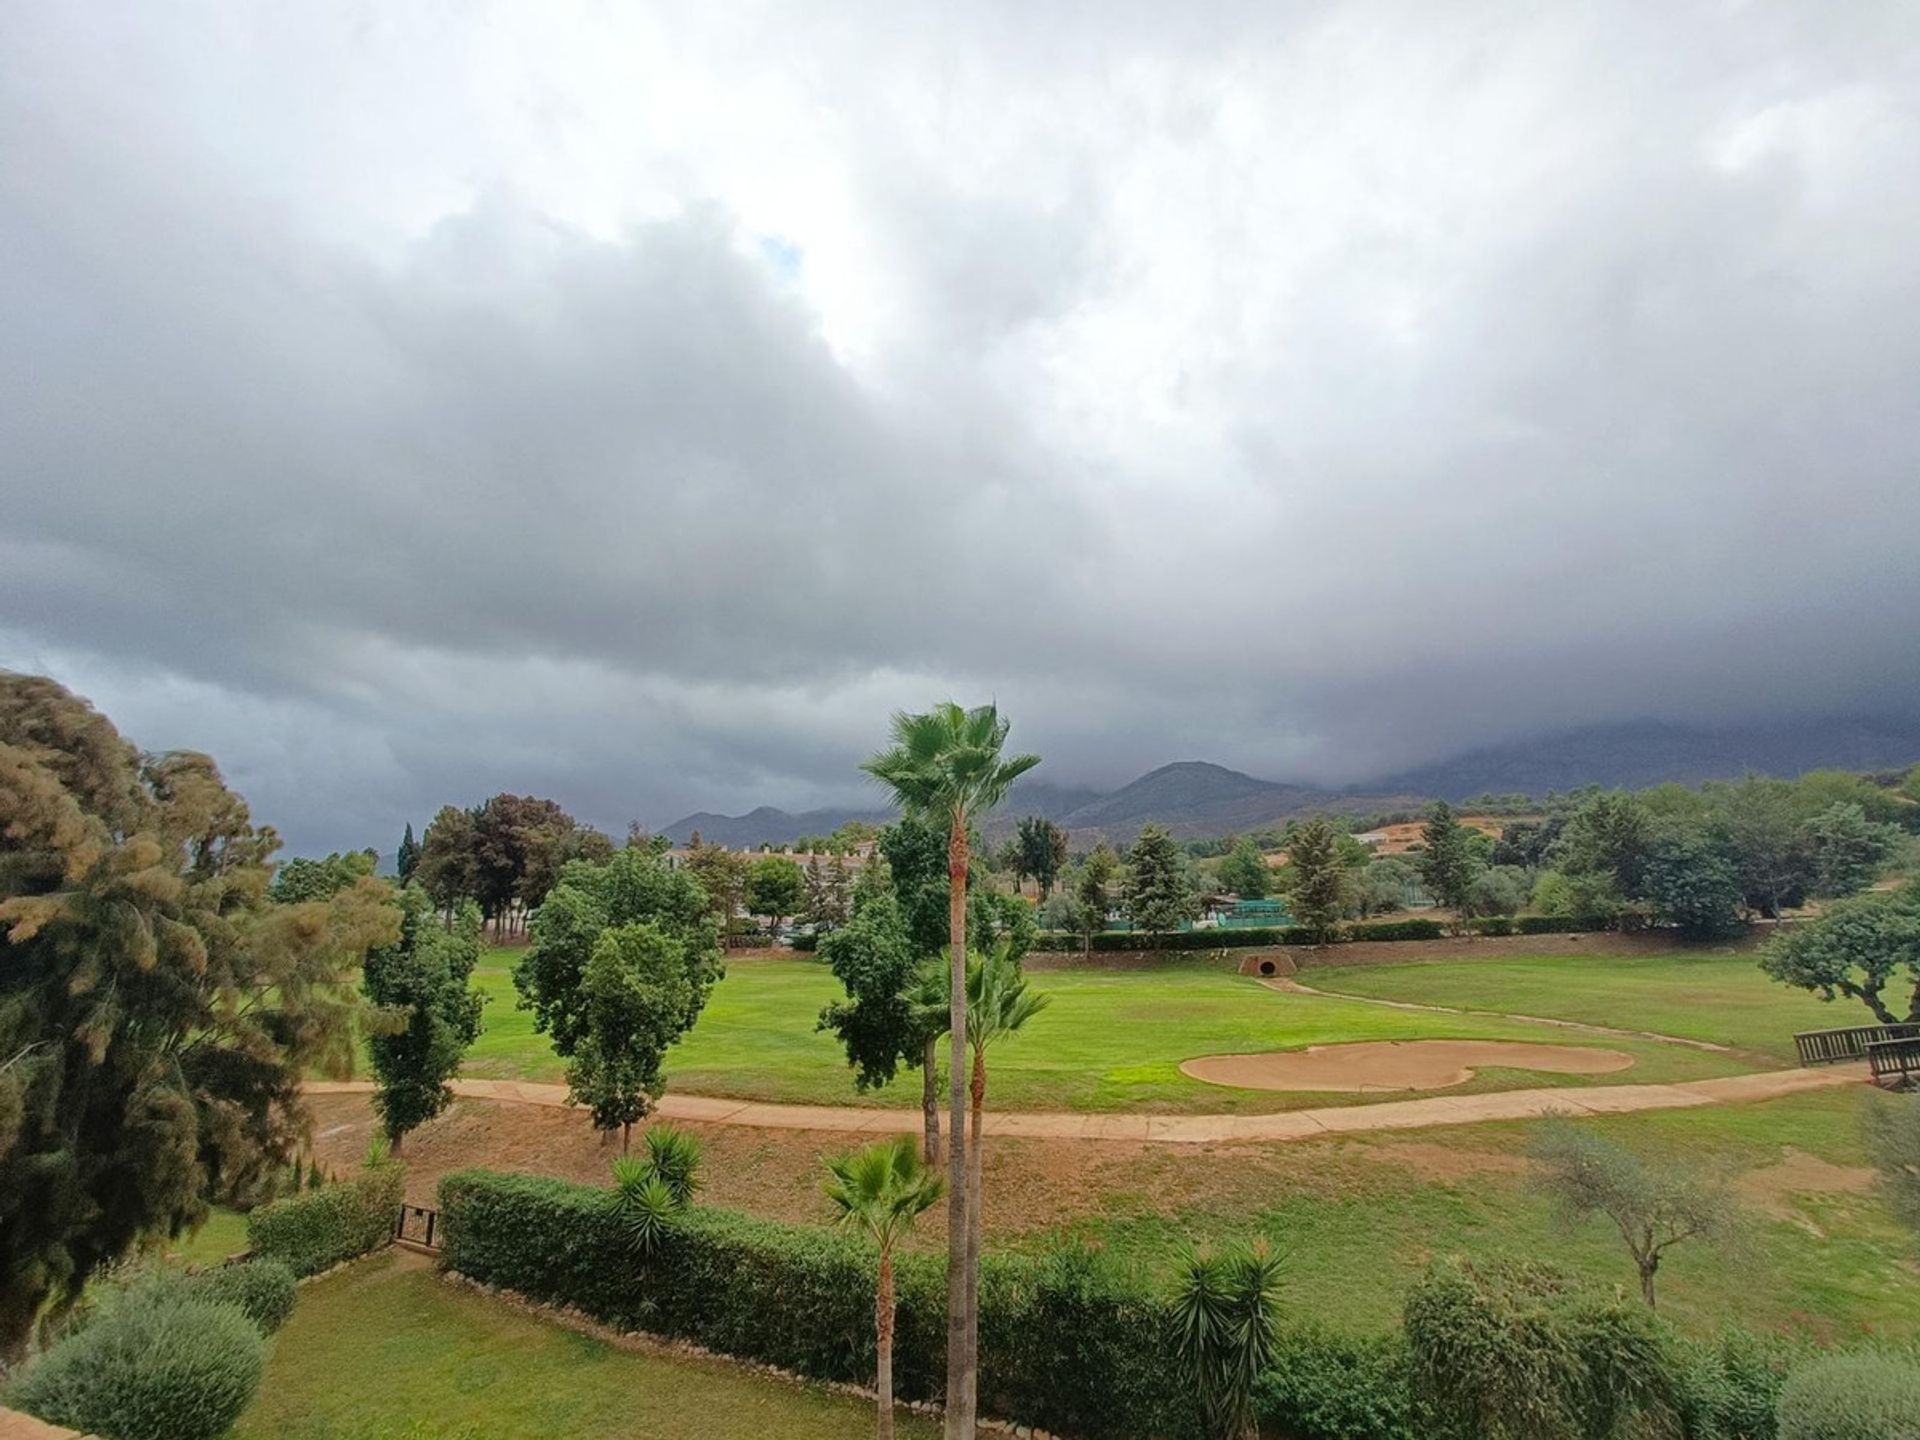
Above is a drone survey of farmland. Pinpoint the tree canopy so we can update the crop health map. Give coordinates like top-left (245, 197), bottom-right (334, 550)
top-left (1126, 824), bottom-right (1197, 936)
top-left (0, 672), bottom-right (399, 1356)
top-left (362, 885), bottom-right (486, 1145)
top-left (1760, 881), bottom-right (1920, 1025)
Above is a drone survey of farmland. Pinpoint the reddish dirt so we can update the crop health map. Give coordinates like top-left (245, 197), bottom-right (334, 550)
top-left (1180, 1040), bottom-right (1635, 1093)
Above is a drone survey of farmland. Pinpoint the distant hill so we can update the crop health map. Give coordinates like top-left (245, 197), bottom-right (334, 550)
top-left (658, 716), bottom-right (1920, 849)
top-left (1379, 717), bottom-right (1920, 801)
top-left (660, 804), bottom-right (892, 848)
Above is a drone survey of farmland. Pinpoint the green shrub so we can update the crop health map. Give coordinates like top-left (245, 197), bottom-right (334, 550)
top-left (1776, 1352), bottom-right (1920, 1440)
top-left (247, 1162), bottom-right (404, 1276)
top-left (437, 1169), bottom-right (1201, 1440)
top-left (1671, 1329), bottom-right (1794, 1440)
top-left (184, 1259), bottom-right (298, 1334)
top-left (6, 1291), bottom-right (265, 1440)
top-left (1516, 913), bottom-right (1609, 935)
top-left (1255, 1328), bottom-right (1420, 1440)
top-left (1464, 915), bottom-right (1517, 936)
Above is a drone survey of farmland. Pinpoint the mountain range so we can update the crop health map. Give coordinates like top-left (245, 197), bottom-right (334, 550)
top-left (659, 715), bottom-right (1920, 848)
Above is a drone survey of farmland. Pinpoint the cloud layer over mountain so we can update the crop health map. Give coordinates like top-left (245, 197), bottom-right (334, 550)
top-left (3, 2), bottom-right (1917, 852)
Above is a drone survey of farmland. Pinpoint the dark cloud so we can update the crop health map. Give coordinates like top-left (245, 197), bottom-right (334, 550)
top-left (2, 1), bottom-right (1918, 853)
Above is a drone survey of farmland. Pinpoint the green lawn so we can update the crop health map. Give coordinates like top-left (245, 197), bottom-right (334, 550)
top-left (459, 951), bottom-right (1754, 1113)
top-left (1306, 949), bottom-right (1849, 1062)
top-left (1026, 1087), bottom-right (1920, 1341)
top-left (235, 1252), bottom-right (934, 1440)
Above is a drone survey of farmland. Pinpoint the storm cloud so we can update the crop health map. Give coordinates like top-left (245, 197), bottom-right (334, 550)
top-left (3, 1), bottom-right (1918, 852)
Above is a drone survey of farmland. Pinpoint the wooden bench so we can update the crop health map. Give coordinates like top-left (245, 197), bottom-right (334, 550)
top-left (1868, 1036), bottom-right (1920, 1088)
top-left (1794, 1024), bottom-right (1920, 1066)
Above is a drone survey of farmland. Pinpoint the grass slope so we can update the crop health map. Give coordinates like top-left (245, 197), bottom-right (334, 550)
top-left (234, 1252), bottom-right (934, 1440)
top-left (460, 952), bottom-right (1752, 1113)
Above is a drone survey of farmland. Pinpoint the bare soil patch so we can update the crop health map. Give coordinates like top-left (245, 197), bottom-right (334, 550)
top-left (1181, 1039), bottom-right (1635, 1093)
top-left (1736, 1147), bottom-right (1875, 1221)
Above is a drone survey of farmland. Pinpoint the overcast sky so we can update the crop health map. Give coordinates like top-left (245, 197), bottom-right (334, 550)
top-left (4, 2), bottom-right (1918, 854)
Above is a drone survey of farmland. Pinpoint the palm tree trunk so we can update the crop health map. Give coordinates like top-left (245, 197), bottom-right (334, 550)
top-left (944, 806), bottom-right (972, 1440)
top-left (877, 1249), bottom-right (897, 1440)
top-left (964, 1045), bottom-right (985, 1425)
top-left (922, 1034), bottom-right (942, 1167)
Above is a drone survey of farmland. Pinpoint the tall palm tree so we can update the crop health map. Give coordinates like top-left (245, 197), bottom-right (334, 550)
top-left (960, 946), bottom-right (1049, 1418)
top-left (823, 1136), bottom-right (946, 1440)
top-left (862, 703), bottom-right (1038, 1440)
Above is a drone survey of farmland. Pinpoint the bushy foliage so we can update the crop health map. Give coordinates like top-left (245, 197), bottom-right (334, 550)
top-left (1254, 1329), bottom-right (1420, 1440)
top-left (363, 886), bottom-right (486, 1141)
top-left (181, 1258), bottom-right (298, 1334)
top-left (245, 1162), bottom-right (403, 1276)
top-left (5, 1289), bottom-right (265, 1440)
top-left (437, 1168), bottom-right (1201, 1440)
top-left (1775, 1351), bottom-right (1920, 1440)
top-left (1404, 1257), bottom-right (1673, 1440)
top-left (1669, 1329), bottom-right (1795, 1440)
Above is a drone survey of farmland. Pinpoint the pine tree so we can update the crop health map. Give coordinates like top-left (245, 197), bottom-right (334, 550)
top-left (396, 822), bottom-right (420, 884)
top-left (1126, 824), bottom-right (1197, 936)
top-left (1286, 818), bottom-right (1350, 943)
top-left (1418, 801), bottom-right (1479, 912)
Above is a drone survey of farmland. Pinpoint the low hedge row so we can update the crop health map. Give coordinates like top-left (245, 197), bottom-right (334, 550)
top-left (436, 1169), bottom-right (1809, 1440)
top-left (247, 1163), bottom-right (404, 1277)
top-left (1031, 912), bottom-right (1628, 952)
top-left (438, 1170), bottom-right (1274, 1439)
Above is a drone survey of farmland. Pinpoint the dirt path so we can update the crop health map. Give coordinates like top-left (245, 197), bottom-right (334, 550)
top-left (1267, 976), bottom-right (1738, 1053)
top-left (307, 1063), bottom-right (1863, 1145)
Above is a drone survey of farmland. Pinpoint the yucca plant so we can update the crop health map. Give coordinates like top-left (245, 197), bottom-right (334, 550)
top-left (610, 1124), bottom-right (704, 1255)
top-left (1170, 1241), bottom-right (1285, 1440)
top-left (823, 1136), bottom-right (945, 1440)
top-left (861, 702), bottom-right (1037, 1440)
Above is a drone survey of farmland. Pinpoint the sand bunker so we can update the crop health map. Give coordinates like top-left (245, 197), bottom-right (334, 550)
top-left (1180, 1039), bottom-right (1635, 1093)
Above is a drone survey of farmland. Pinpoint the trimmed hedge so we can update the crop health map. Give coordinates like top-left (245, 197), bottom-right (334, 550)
top-left (1346, 918), bottom-right (1446, 942)
top-left (247, 1163), bottom-right (404, 1277)
top-left (6, 1291), bottom-right (264, 1440)
top-left (438, 1169), bottom-right (1200, 1439)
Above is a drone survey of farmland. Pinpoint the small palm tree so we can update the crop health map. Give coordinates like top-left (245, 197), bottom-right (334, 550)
top-left (823, 1136), bottom-right (946, 1440)
top-left (861, 702), bottom-right (1037, 1440)
top-left (1170, 1241), bottom-right (1284, 1440)
top-left (959, 946), bottom-right (1049, 1384)
top-left (611, 1124), bottom-right (703, 1255)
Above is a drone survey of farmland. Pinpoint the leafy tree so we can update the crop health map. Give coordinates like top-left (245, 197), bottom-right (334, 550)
top-left (1862, 1093), bottom-right (1920, 1245)
top-left (1558, 791), bottom-right (1654, 897)
top-left (1417, 801), bottom-right (1480, 913)
top-left (416, 804), bottom-right (479, 922)
top-left (1463, 865), bottom-right (1530, 919)
top-left (1640, 829), bottom-right (1744, 939)
top-left (1217, 836), bottom-right (1271, 900)
top-left (1404, 1257), bottom-right (1673, 1440)
top-left (267, 849), bottom-right (377, 903)
top-left (1126, 824), bottom-right (1198, 937)
top-left (1074, 844), bottom-right (1119, 951)
top-left (1490, 817), bottom-right (1562, 869)
top-left (803, 853), bottom-right (853, 933)
top-left (470, 794), bottom-right (603, 939)
top-left (0, 673), bottom-right (399, 1359)
top-left (860, 702), bottom-right (1037, 1440)
top-left (1718, 777), bottom-right (1811, 918)
top-left (822, 1136), bottom-right (944, 1440)
top-left (1286, 818), bottom-right (1350, 943)
top-left (816, 898), bottom-right (944, 1163)
top-left (681, 834), bottom-right (751, 945)
top-left (1531, 867), bottom-right (1632, 926)
top-left (361, 885), bottom-right (487, 1150)
top-left (1759, 882), bottom-right (1920, 1025)
top-left (396, 823), bottom-right (421, 884)
top-left (878, 817), bottom-right (966, 956)
top-left (746, 855), bottom-right (806, 937)
top-left (1014, 816), bottom-right (1070, 897)
top-left (1802, 801), bottom-right (1901, 899)
top-left (1354, 857), bottom-right (1418, 917)
top-left (566, 922), bottom-right (711, 1150)
top-left (1170, 1242), bottom-right (1284, 1440)
top-left (1530, 1119), bottom-right (1738, 1307)
top-left (515, 846), bottom-right (723, 1060)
